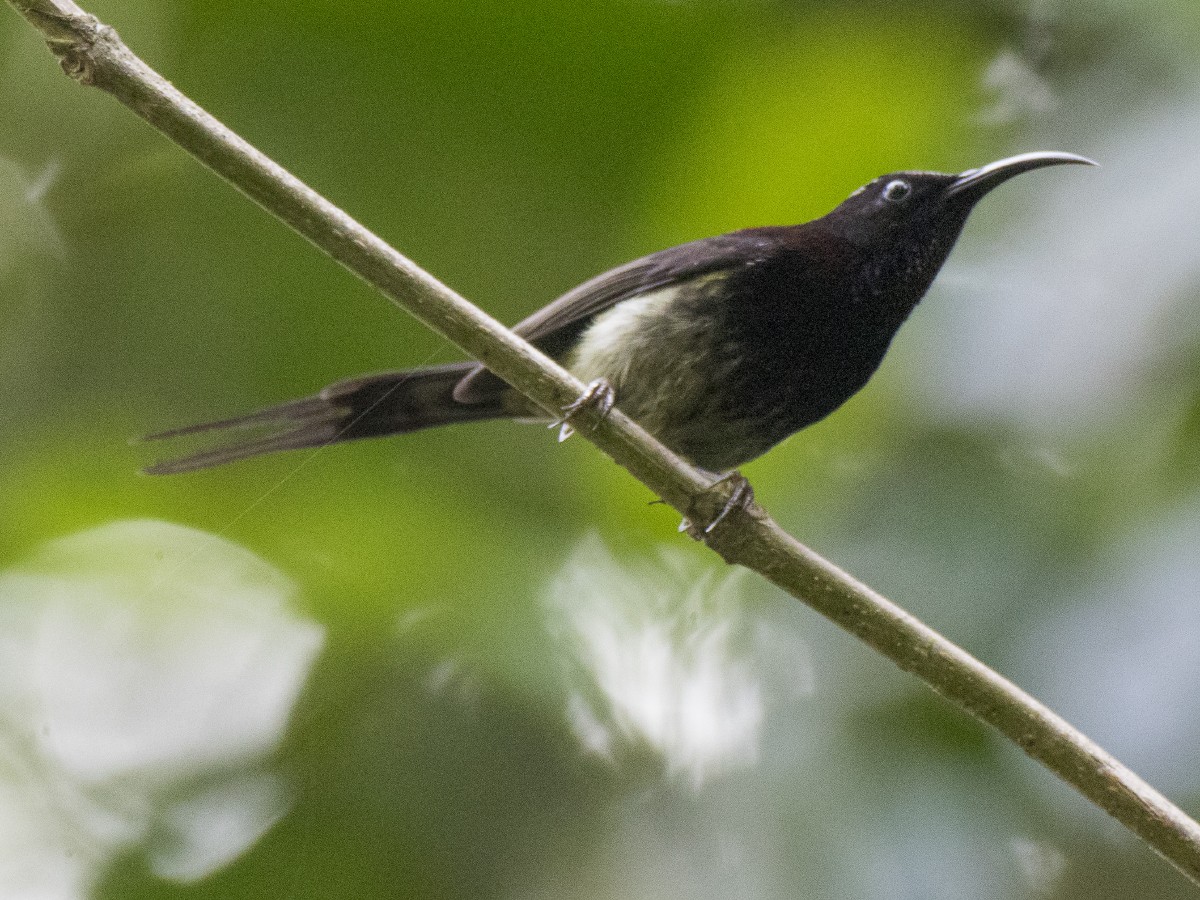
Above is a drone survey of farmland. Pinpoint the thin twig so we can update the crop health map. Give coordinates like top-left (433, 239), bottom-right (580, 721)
top-left (8, 0), bottom-right (1200, 886)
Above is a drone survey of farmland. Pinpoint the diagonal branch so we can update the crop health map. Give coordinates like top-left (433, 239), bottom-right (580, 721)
top-left (9, 0), bottom-right (1200, 885)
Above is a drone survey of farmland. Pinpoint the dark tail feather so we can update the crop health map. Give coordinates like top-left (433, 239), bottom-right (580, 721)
top-left (141, 362), bottom-right (507, 474)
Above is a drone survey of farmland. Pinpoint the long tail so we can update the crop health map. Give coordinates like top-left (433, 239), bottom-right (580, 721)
top-left (141, 362), bottom-right (507, 474)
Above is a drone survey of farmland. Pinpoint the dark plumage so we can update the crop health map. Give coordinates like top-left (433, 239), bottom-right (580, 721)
top-left (144, 152), bottom-right (1094, 476)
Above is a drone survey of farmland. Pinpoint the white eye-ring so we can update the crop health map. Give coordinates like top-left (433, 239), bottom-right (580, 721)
top-left (882, 179), bottom-right (911, 203)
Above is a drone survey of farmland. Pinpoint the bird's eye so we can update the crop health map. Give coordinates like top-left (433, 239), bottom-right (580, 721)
top-left (882, 179), bottom-right (911, 203)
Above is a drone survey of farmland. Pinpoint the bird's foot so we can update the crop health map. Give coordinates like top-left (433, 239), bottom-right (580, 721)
top-left (679, 471), bottom-right (756, 536)
top-left (704, 471), bottom-right (755, 534)
top-left (552, 378), bottom-right (615, 442)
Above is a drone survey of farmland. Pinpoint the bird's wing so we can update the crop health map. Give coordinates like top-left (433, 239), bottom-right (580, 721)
top-left (453, 229), bottom-right (779, 403)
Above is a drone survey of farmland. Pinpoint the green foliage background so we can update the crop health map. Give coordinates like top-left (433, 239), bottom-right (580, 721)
top-left (3, 0), bottom-right (1200, 897)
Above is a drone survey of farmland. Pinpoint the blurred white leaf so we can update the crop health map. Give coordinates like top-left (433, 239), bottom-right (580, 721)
top-left (0, 520), bottom-right (323, 899)
top-left (545, 535), bottom-right (814, 789)
top-left (149, 773), bottom-right (291, 883)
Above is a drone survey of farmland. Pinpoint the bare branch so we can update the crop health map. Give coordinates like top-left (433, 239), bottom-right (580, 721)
top-left (8, 0), bottom-right (1200, 884)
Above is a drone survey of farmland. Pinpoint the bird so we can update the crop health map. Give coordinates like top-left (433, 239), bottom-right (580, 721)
top-left (144, 151), bottom-right (1095, 482)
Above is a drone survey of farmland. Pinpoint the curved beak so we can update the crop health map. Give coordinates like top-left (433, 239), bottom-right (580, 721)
top-left (944, 151), bottom-right (1098, 203)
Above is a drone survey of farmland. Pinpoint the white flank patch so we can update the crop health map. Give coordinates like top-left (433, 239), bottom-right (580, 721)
top-left (569, 285), bottom-right (681, 386)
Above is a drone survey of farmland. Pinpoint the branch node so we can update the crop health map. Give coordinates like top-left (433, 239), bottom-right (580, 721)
top-left (19, 4), bottom-right (112, 86)
top-left (59, 44), bottom-right (93, 83)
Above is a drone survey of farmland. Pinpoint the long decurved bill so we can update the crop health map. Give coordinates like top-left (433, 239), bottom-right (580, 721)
top-left (945, 151), bottom-right (1098, 202)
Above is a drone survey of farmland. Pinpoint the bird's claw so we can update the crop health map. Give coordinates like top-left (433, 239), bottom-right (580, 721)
top-left (680, 472), bottom-right (756, 536)
top-left (551, 378), bottom-right (615, 442)
top-left (704, 472), bottom-right (755, 534)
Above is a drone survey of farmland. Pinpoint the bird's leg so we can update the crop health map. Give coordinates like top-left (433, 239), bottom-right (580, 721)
top-left (552, 378), bottom-right (615, 442)
top-left (678, 470), bottom-right (756, 536)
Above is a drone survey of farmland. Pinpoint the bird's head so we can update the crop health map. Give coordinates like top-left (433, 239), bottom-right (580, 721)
top-left (814, 151), bottom-right (1096, 305)
top-left (823, 151), bottom-right (1096, 249)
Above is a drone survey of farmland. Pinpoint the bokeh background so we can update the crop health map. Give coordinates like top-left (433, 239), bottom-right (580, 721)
top-left (3, 0), bottom-right (1200, 897)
